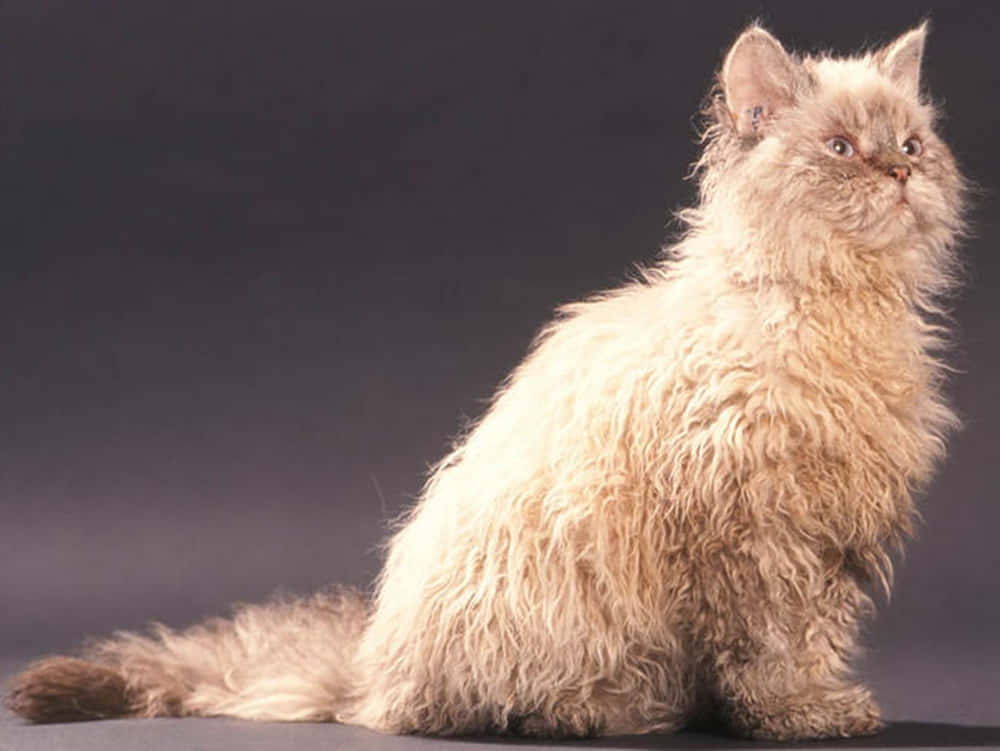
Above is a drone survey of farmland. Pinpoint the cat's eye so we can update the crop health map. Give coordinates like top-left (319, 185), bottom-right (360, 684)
top-left (826, 137), bottom-right (855, 157)
top-left (901, 137), bottom-right (923, 157)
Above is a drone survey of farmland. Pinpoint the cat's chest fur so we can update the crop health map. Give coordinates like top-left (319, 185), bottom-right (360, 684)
top-left (666, 272), bottom-right (931, 439)
top-left (772, 285), bottom-right (930, 438)
top-left (652, 269), bottom-right (948, 554)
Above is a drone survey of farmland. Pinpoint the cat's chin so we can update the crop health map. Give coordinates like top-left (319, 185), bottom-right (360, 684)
top-left (837, 199), bottom-right (918, 254)
top-left (893, 198), bottom-right (916, 225)
top-left (866, 204), bottom-right (919, 250)
top-left (848, 186), bottom-right (921, 248)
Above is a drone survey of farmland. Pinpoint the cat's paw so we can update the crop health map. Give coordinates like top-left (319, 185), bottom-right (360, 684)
top-left (728, 686), bottom-right (884, 741)
top-left (510, 710), bottom-right (601, 739)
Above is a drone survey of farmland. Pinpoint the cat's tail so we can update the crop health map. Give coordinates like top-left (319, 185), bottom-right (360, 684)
top-left (6, 587), bottom-right (368, 724)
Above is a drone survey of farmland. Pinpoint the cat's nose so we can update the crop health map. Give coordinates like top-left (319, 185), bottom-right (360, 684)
top-left (887, 164), bottom-right (911, 184)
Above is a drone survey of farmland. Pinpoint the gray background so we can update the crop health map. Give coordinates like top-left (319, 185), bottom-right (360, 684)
top-left (1, 1), bottom-right (997, 749)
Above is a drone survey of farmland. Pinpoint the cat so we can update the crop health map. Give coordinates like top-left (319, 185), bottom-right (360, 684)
top-left (6, 22), bottom-right (966, 741)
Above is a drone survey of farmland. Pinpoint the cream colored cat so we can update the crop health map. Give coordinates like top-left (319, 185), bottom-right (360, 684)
top-left (7, 23), bottom-right (965, 741)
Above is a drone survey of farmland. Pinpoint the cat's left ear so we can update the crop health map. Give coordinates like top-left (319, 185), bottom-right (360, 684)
top-left (721, 25), bottom-right (801, 138)
top-left (875, 22), bottom-right (928, 97)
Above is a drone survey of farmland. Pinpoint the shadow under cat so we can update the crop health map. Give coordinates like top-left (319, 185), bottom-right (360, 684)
top-left (445, 722), bottom-right (1000, 749)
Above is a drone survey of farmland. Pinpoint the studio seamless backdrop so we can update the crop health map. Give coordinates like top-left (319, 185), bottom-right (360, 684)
top-left (1, 0), bottom-right (998, 746)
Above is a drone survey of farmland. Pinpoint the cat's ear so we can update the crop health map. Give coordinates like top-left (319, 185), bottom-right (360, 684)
top-left (721, 25), bottom-right (800, 138)
top-left (875, 23), bottom-right (928, 97)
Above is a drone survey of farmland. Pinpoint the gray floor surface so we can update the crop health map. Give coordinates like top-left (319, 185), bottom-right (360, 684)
top-left (2, 646), bottom-right (998, 751)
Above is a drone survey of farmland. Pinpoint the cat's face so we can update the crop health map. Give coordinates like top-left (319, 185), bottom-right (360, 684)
top-left (715, 26), bottom-right (963, 271)
top-left (769, 59), bottom-right (960, 252)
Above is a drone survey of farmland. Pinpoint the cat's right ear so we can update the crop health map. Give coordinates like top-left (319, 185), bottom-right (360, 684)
top-left (874, 23), bottom-right (927, 98)
top-left (721, 26), bottom-right (800, 138)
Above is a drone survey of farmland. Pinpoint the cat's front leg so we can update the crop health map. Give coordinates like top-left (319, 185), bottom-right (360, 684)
top-left (700, 546), bottom-right (884, 741)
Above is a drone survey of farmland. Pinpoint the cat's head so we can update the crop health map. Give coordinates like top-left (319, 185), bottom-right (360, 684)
top-left (694, 23), bottom-right (965, 295)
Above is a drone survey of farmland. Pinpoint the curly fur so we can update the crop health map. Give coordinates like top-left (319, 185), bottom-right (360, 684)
top-left (6, 24), bottom-right (966, 741)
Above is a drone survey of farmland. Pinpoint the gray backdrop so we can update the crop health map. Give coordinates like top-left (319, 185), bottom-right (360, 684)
top-left (1, 1), bottom-right (997, 749)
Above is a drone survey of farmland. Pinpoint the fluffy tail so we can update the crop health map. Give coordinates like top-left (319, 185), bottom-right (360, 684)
top-left (6, 587), bottom-right (368, 724)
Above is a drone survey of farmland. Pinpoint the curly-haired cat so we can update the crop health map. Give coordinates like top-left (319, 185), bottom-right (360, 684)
top-left (7, 23), bottom-right (965, 741)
